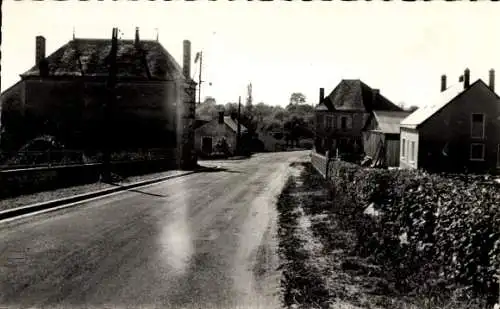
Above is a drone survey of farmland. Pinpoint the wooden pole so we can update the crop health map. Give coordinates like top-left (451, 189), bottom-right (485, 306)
top-left (198, 51), bottom-right (202, 104)
top-left (237, 96), bottom-right (241, 155)
top-left (102, 27), bottom-right (118, 182)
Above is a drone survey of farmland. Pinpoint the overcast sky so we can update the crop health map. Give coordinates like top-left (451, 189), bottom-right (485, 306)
top-left (4, 1), bottom-right (500, 108)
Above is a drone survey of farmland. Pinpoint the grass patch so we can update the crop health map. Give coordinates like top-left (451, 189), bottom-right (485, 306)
top-left (276, 161), bottom-right (493, 309)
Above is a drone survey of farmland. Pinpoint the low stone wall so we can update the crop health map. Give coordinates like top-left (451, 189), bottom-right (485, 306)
top-left (0, 157), bottom-right (179, 199)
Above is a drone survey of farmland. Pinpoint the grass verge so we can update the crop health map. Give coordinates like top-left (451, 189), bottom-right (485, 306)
top-left (276, 161), bottom-right (491, 309)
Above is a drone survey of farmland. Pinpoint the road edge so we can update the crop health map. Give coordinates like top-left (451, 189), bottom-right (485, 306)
top-left (0, 167), bottom-right (209, 222)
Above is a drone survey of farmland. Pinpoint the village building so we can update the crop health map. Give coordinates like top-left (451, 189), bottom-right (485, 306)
top-left (0, 28), bottom-right (197, 168)
top-left (361, 110), bottom-right (411, 167)
top-left (400, 69), bottom-right (500, 174)
top-left (314, 80), bottom-right (402, 159)
top-left (194, 111), bottom-right (248, 157)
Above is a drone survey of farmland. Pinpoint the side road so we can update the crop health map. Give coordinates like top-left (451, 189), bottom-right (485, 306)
top-left (0, 167), bottom-right (210, 222)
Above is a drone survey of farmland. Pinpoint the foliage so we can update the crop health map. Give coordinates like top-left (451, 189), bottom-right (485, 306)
top-left (290, 92), bottom-right (307, 105)
top-left (325, 160), bottom-right (500, 304)
top-left (195, 99), bottom-right (315, 149)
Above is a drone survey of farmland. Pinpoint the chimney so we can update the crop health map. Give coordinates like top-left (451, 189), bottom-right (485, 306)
top-left (319, 88), bottom-right (325, 103)
top-left (183, 40), bottom-right (191, 79)
top-left (372, 89), bottom-right (380, 104)
top-left (35, 36), bottom-right (46, 65)
top-left (218, 111), bottom-right (224, 124)
top-left (441, 74), bottom-right (447, 92)
top-left (489, 69), bottom-right (495, 92)
top-left (464, 68), bottom-right (470, 89)
top-left (134, 27), bottom-right (140, 46)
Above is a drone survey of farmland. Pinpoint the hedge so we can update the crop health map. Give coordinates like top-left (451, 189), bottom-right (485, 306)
top-left (326, 161), bottom-right (500, 304)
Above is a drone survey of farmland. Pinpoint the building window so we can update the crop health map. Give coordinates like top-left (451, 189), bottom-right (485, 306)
top-left (401, 139), bottom-right (406, 158)
top-left (317, 115), bottom-right (324, 127)
top-left (339, 115), bottom-right (352, 130)
top-left (471, 113), bottom-right (485, 138)
top-left (497, 144), bottom-right (500, 168)
top-left (410, 141), bottom-right (415, 162)
top-left (340, 116), bottom-right (347, 130)
top-left (470, 143), bottom-right (485, 161)
top-left (325, 115), bottom-right (333, 130)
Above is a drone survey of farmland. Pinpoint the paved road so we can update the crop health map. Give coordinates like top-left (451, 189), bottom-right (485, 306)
top-left (0, 151), bottom-right (309, 309)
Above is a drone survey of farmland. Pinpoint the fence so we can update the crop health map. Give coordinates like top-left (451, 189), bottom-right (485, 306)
top-left (0, 148), bottom-right (177, 170)
top-left (311, 151), bottom-right (329, 178)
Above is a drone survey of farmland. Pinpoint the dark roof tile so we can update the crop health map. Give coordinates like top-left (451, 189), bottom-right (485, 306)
top-left (322, 80), bottom-right (401, 112)
top-left (21, 38), bottom-right (193, 82)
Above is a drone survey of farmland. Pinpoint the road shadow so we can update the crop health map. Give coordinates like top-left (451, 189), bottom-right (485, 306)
top-left (198, 166), bottom-right (244, 174)
top-left (106, 182), bottom-right (168, 198)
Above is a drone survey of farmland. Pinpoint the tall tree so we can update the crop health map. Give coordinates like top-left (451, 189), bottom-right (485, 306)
top-left (289, 92), bottom-right (306, 105)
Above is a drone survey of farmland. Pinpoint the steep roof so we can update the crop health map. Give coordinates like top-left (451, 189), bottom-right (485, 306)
top-left (223, 116), bottom-right (248, 133)
top-left (21, 38), bottom-right (195, 82)
top-left (400, 79), bottom-right (492, 129)
top-left (371, 110), bottom-right (412, 134)
top-left (320, 80), bottom-right (402, 112)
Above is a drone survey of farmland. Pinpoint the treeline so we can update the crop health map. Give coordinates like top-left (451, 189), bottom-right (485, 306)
top-left (196, 96), bottom-right (316, 143)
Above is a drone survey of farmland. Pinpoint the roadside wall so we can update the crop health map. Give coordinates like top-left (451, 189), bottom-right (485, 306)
top-left (0, 155), bottom-right (179, 199)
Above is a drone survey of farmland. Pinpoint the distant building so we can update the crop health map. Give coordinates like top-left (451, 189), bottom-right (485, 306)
top-left (195, 112), bottom-right (248, 157)
top-left (0, 28), bottom-right (197, 168)
top-left (400, 69), bottom-right (500, 174)
top-left (362, 110), bottom-right (411, 167)
top-left (314, 80), bottom-right (402, 159)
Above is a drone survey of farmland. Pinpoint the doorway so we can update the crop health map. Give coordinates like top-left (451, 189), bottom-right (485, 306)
top-left (202, 137), bottom-right (213, 154)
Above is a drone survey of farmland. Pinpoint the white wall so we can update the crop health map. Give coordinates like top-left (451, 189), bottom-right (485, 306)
top-left (400, 127), bottom-right (419, 169)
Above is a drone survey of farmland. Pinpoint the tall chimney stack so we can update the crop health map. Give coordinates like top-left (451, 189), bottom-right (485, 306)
top-left (183, 40), bottom-right (191, 79)
top-left (35, 36), bottom-right (46, 65)
top-left (372, 89), bottom-right (380, 104)
top-left (441, 74), bottom-right (447, 92)
top-left (464, 68), bottom-right (470, 89)
top-left (218, 111), bottom-right (224, 124)
top-left (319, 88), bottom-right (325, 103)
top-left (489, 69), bottom-right (495, 92)
top-left (134, 27), bottom-right (140, 46)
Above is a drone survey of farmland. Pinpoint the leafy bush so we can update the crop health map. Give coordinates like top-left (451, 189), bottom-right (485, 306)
top-left (325, 160), bottom-right (500, 304)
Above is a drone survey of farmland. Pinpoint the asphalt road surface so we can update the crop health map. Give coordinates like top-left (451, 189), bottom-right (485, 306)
top-left (0, 151), bottom-right (310, 309)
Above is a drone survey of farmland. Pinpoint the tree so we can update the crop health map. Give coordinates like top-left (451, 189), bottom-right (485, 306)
top-left (289, 92), bottom-right (306, 105)
top-left (407, 105), bottom-right (419, 112)
top-left (203, 96), bottom-right (216, 105)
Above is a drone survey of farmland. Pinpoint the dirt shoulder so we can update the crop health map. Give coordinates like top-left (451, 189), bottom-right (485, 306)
top-left (276, 161), bottom-right (487, 309)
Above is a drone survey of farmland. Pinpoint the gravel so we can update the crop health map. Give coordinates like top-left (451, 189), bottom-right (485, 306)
top-left (0, 169), bottom-right (188, 212)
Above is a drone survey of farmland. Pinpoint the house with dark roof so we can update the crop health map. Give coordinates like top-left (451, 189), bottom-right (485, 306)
top-left (362, 110), bottom-right (411, 167)
top-left (195, 111), bottom-right (248, 157)
top-left (400, 69), bottom-right (500, 174)
top-left (0, 28), bottom-right (197, 168)
top-left (314, 79), bottom-right (402, 159)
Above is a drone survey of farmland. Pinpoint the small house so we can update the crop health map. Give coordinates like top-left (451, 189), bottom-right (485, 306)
top-left (400, 68), bottom-right (500, 174)
top-left (362, 110), bottom-right (411, 167)
top-left (194, 112), bottom-right (248, 157)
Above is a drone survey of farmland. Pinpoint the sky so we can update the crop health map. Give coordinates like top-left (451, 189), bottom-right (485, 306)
top-left (4, 1), bottom-right (500, 108)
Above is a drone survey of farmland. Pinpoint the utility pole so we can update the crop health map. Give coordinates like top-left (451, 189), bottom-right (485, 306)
top-left (102, 27), bottom-right (118, 182)
top-left (0, 0), bottom-right (2, 144)
top-left (194, 50), bottom-right (203, 104)
top-left (237, 96), bottom-right (241, 155)
top-left (198, 51), bottom-right (203, 104)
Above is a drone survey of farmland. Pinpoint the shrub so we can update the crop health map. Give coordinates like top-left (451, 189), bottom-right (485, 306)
top-left (325, 160), bottom-right (500, 303)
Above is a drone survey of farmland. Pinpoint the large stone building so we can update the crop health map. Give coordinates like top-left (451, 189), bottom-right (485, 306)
top-left (0, 28), bottom-right (197, 169)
